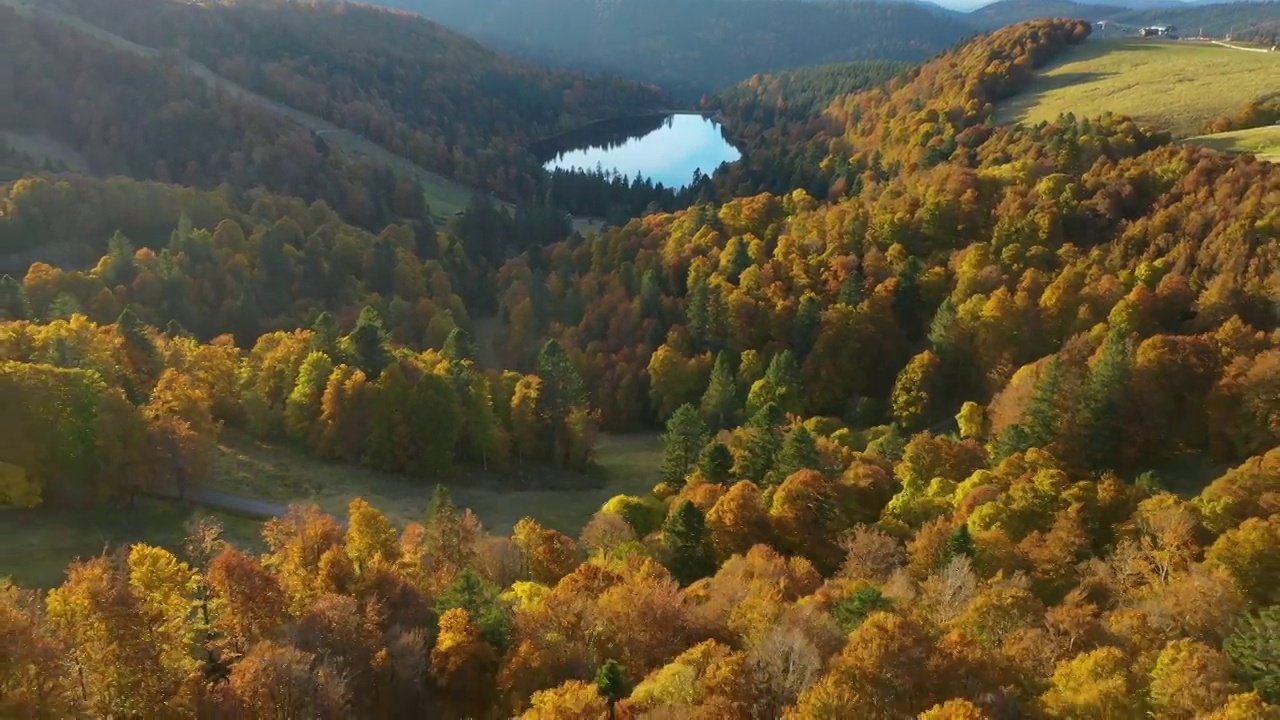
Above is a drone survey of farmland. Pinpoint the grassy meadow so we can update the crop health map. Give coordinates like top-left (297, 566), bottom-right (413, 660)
top-left (0, 501), bottom-right (262, 589)
top-left (1187, 125), bottom-right (1280, 162)
top-left (996, 38), bottom-right (1280, 137)
top-left (1, 432), bottom-right (661, 588)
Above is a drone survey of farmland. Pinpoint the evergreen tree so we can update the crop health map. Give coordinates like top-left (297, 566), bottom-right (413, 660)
top-left (101, 231), bottom-right (137, 287)
top-left (893, 257), bottom-right (926, 342)
top-left (993, 357), bottom-right (1064, 460)
top-left (639, 269), bottom-right (663, 320)
top-left (442, 327), bottom-right (476, 364)
top-left (349, 306), bottom-right (391, 379)
top-left (596, 659), bottom-right (630, 720)
top-left (838, 268), bottom-right (864, 306)
top-left (699, 351), bottom-right (739, 430)
top-left (774, 424), bottom-right (820, 483)
top-left (368, 238), bottom-right (397, 295)
top-left (724, 237), bottom-right (751, 284)
top-left (0, 274), bottom-right (30, 320)
top-left (686, 267), bottom-right (712, 348)
top-left (697, 441), bottom-right (734, 484)
top-left (737, 401), bottom-right (786, 483)
top-left (434, 569), bottom-right (512, 651)
top-left (1079, 327), bottom-right (1133, 469)
top-left (310, 311), bottom-right (341, 359)
top-left (661, 404), bottom-right (709, 486)
top-left (1225, 606), bottom-right (1279, 703)
top-left (939, 523), bottom-right (974, 566)
top-left (831, 586), bottom-right (893, 633)
top-left (535, 339), bottom-right (586, 466)
top-left (663, 500), bottom-right (715, 585)
top-left (793, 293), bottom-right (822, 362)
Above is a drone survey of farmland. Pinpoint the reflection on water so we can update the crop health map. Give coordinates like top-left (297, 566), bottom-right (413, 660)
top-left (538, 114), bottom-right (741, 189)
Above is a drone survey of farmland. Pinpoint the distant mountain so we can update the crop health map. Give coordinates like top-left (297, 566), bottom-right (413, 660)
top-left (968, 0), bottom-right (1279, 32)
top-left (369, 0), bottom-right (975, 97)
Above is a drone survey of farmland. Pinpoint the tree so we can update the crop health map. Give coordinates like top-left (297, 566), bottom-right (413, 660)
top-left (1040, 646), bottom-right (1145, 719)
top-left (1150, 639), bottom-right (1240, 717)
top-left (706, 480), bottom-right (770, 561)
top-left (660, 404), bottom-right (709, 487)
top-left (596, 659), bottom-right (631, 720)
top-left (993, 356), bottom-right (1064, 460)
top-left (736, 401), bottom-right (785, 484)
top-left (831, 586), bottom-right (893, 634)
top-left (794, 293), bottom-right (822, 361)
top-left (891, 349), bottom-right (941, 431)
top-left (663, 500), bottom-right (716, 585)
top-left (348, 306), bottom-right (391, 379)
top-left (0, 274), bottom-right (31, 320)
top-left (442, 327), bottom-right (476, 363)
top-left (774, 424), bottom-right (820, 482)
top-left (939, 524), bottom-right (975, 567)
top-left (1078, 326), bottom-right (1133, 469)
top-left (956, 401), bottom-right (986, 440)
top-left (536, 340), bottom-right (586, 466)
top-left (432, 608), bottom-right (499, 720)
top-left (697, 441), bottom-right (734, 484)
top-left (1225, 606), bottom-right (1280, 703)
top-left (284, 351), bottom-right (335, 443)
top-left (699, 351), bottom-right (739, 430)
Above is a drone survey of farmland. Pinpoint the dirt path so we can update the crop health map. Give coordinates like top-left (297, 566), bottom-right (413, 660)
top-left (1210, 40), bottom-right (1275, 54)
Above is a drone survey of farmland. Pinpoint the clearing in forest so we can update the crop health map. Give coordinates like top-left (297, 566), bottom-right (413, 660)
top-left (996, 38), bottom-right (1280, 137)
top-left (1187, 125), bottom-right (1280, 162)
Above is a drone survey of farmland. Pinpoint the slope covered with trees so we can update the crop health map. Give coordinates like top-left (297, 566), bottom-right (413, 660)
top-left (1, 17), bottom-right (1278, 720)
top-left (376, 0), bottom-right (974, 98)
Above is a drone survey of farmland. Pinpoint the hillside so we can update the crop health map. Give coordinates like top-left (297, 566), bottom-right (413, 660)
top-left (7, 0), bottom-right (667, 216)
top-left (971, 0), bottom-right (1280, 39)
top-left (994, 37), bottom-right (1280, 136)
top-left (371, 0), bottom-right (974, 97)
top-left (1190, 125), bottom-right (1280, 160)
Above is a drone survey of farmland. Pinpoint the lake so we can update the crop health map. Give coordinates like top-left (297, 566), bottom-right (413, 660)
top-left (537, 113), bottom-right (741, 189)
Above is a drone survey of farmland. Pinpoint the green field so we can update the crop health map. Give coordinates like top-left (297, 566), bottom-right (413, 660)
top-left (208, 431), bottom-right (660, 536)
top-left (0, 502), bottom-right (262, 589)
top-left (1, 432), bottom-right (660, 589)
top-left (997, 38), bottom-right (1280, 137)
top-left (1187, 125), bottom-right (1280, 162)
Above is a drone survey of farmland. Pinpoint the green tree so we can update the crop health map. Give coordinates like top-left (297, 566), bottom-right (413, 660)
top-left (1225, 606), bottom-right (1280, 702)
top-left (831, 586), bottom-right (893, 633)
top-left (434, 569), bottom-right (512, 652)
top-left (661, 404), bottom-right (709, 487)
top-left (310, 311), bottom-right (340, 359)
top-left (993, 357), bottom-right (1065, 460)
top-left (0, 274), bottom-right (30, 320)
top-left (890, 350), bottom-right (941, 431)
top-left (699, 351), bottom-right (739, 430)
top-left (663, 500), bottom-right (715, 585)
top-left (348, 306), bottom-right (391, 379)
top-left (697, 442), bottom-right (734, 484)
top-left (794, 293), bottom-right (822, 361)
top-left (101, 231), bottom-right (137, 288)
top-left (442, 327), bottom-right (476, 364)
top-left (939, 523), bottom-right (974, 566)
top-left (535, 340), bottom-right (585, 466)
top-left (1079, 327), bottom-right (1133, 469)
top-left (774, 424), bottom-right (820, 483)
top-left (737, 401), bottom-right (785, 484)
top-left (595, 659), bottom-right (631, 720)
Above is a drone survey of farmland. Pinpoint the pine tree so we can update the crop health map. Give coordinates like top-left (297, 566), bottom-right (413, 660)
top-left (939, 524), bottom-right (974, 566)
top-left (793, 293), bottom-right (822, 362)
top-left (1224, 606), bottom-right (1279, 702)
top-left (774, 425), bottom-right (820, 483)
top-left (1079, 327), bottom-right (1133, 469)
top-left (661, 404), bottom-right (709, 486)
top-left (993, 357), bottom-right (1064, 460)
top-left (838, 268), bottom-right (864, 306)
top-left (698, 442), bottom-right (734, 484)
top-left (101, 231), bottom-right (137, 288)
top-left (535, 340), bottom-right (586, 466)
top-left (699, 351), bottom-right (739, 430)
top-left (310, 311), bottom-right (340, 359)
top-left (595, 659), bottom-right (630, 720)
top-left (348, 306), bottom-right (391, 379)
top-left (737, 401), bottom-right (785, 483)
top-left (663, 500), bottom-right (715, 585)
top-left (831, 586), bottom-right (893, 633)
top-left (0, 274), bottom-right (28, 320)
top-left (442, 327), bottom-right (476, 364)
top-left (724, 237), bottom-right (751, 283)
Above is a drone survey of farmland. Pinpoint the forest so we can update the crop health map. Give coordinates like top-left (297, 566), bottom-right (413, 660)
top-left (375, 0), bottom-right (975, 99)
top-left (1, 13), bottom-right (1279, 720)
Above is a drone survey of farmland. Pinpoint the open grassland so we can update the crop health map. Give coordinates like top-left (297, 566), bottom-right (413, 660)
top-left (0, 501), bottom-right (261, 589)
top-left (1187, 125), bottom-right (1280, 162)
top-left (208, 430), bottom-right (661, 537)
top-left (997, 38), bottom-right (1280, 137)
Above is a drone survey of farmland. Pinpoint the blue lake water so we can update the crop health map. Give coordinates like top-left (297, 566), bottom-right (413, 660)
top-left (539, 114), bottom-right (741, 189)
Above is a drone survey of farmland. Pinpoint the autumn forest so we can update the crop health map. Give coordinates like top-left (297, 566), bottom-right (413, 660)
top-left (2, 1), bottom-right (1278, 718)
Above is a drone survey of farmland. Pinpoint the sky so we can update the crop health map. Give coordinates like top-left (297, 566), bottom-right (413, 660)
top-left (543, 114), bottom-right (741, 189)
